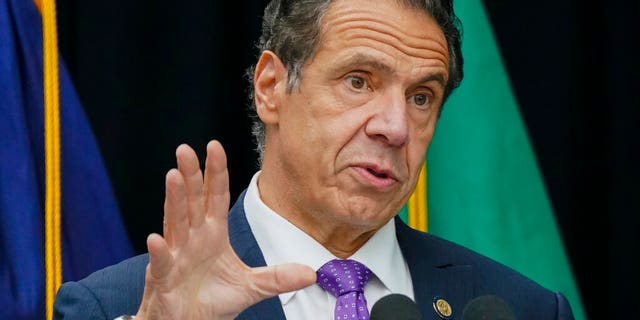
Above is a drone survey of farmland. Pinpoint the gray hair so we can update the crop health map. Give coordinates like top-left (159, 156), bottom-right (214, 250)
top-left (247, 0), bottom-right (463, 162)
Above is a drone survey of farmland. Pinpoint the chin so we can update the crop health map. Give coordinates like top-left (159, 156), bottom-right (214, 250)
top-left (341, 199), bottom-right (397, 226)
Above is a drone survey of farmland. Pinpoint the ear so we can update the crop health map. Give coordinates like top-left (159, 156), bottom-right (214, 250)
top-left (253, 50), bottom-right (288, 125)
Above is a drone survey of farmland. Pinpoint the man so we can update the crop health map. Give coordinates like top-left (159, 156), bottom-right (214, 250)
top-left (54, 0), bottom-right (575, 319)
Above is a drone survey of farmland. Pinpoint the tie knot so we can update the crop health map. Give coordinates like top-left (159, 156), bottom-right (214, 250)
top-left (316, 259), bottom-right (372, 297)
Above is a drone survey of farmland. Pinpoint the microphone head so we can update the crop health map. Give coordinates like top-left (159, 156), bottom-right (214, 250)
top-left (370, 294), bottom-right (422, 320)
top-left (461, 295), bottom-right (516, 320)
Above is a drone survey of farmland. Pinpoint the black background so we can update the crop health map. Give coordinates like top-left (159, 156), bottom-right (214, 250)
top-left (56, 0), bottom-right (639, 318)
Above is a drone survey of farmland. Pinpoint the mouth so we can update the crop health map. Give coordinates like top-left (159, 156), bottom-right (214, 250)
top-left (366, 167), bottom-right (391, 179)
top-left (351, 164), bottom-right (398, 189)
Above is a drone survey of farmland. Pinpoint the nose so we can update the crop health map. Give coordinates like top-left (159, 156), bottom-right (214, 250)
top-left (364, 89), bottom-right (409, 147)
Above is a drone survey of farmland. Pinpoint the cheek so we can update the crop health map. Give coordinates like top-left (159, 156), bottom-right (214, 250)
top-left (310, 106), bottom-right (370, 148)
top-left (410, 115), bottom-right (435, 143)
top-left (407, 119), bottom-right (436, 172)
top-left (407, 150), bottom-right (426, 179)
top-left (279, 106), bottom-right (348, 169)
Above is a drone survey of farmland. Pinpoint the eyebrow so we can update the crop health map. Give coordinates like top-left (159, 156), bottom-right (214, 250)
top-left (417, 73), bottom-right (446, 89)
top-left (333, 53), bottom-right (447, 89)
top-left (333, 53), bottom-right (394, 75)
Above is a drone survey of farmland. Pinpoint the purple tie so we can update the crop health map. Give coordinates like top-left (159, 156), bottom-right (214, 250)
top-left (317, 259), bottom-right (372, 320)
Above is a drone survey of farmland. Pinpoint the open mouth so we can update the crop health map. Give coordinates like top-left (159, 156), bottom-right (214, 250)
top-left (352, 165), bottom-right (397, 189)
top-left (367, 167), bottom-right (389, 179)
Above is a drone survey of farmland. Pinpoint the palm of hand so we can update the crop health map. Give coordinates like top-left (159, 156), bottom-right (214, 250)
top-left (135, 141), bottom-right (316, 320)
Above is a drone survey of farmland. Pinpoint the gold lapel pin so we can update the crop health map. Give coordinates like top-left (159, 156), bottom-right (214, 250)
top-left (432, 296), bottom-right (453, 320)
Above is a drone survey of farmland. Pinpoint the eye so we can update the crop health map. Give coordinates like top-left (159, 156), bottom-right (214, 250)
top-left (346, 75), bottom-right (369, 91)
top-left (410, 93), bottom-right (431, 109)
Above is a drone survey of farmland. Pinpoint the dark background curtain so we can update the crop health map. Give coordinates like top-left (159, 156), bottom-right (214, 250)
top-left (56, 0), bottom-right (639, 318)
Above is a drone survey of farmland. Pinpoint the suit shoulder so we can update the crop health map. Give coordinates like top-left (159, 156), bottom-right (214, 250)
top-left (54, 254), bottom-right (148, 319)
top-left (396, 219), bottom-right (545, 287)
top-left (395, 220), bottom-right (574, 319)
top-left (408, 226), bottom-right (549, 289)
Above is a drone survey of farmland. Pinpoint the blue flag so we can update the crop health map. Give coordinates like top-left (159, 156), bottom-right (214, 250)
top-left (0, 0), bottom-right (134, 318)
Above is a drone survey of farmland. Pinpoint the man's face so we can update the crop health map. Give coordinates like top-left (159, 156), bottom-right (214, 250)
top-left (259, 0), bottom-right (449, 238)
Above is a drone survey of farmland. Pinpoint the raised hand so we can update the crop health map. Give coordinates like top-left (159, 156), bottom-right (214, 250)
top-left (135, 140), bottom-right (316, 320)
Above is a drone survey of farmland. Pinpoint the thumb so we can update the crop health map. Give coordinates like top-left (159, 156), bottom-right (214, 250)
top-left (146, 233), bottom-right (173, 279)
top-left (250, 263), bottom-right (317, 300)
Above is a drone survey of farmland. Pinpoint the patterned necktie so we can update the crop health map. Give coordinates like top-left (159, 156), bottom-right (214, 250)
top-left (317, 259), bottom-right (372, 320)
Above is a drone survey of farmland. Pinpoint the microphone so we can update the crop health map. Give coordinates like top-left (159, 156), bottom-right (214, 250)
top-left (461, 295), bottom-right (516, 320)
top-left (370, 294), bottom-right (422, 320)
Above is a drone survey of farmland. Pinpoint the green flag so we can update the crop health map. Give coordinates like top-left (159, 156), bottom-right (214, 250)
top-left (425, 0), bottom-right (586, 319)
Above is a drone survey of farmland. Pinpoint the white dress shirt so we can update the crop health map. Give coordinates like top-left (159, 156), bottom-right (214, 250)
top-left (244, 172), bottom-right (414, 319)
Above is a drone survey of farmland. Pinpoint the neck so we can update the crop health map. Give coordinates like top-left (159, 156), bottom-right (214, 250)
top-left (257, 168), bottom-right (384, 258)
top-left (319, 227), bottom-right (379, 259)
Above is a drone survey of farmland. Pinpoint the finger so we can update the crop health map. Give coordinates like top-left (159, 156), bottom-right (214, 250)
top-left (250, 263), bottom-right (317, 301)
top-left (176, 144), bottom-right (206, 227)
top-left (146, 233), bottom-right (173, 280)
top-left (163, 168), bottom-right (189, 249)
top-left (203, 140), bottom-right (230, 220)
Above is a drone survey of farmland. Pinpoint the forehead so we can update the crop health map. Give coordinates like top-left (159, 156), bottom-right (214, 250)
top-left (316, 0), bottom-right (449, 79)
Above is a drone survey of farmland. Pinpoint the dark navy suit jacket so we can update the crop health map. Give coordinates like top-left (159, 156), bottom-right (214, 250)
top-left (54, 191), bottom-right (574, 319)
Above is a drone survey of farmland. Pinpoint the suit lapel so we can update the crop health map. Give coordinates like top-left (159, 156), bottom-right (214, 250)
top-left (228, 191), bottom-right (286, 320)
top-left (395, 218), bottom-right (475, 320)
